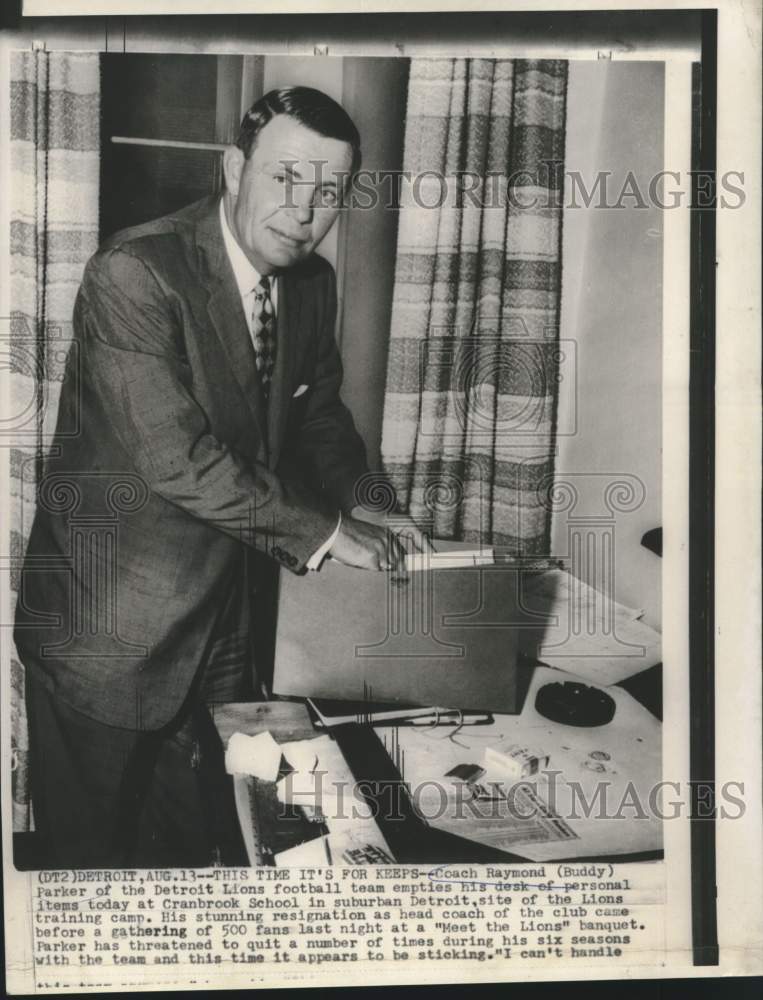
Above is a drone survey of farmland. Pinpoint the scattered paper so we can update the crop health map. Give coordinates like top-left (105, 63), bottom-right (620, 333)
top-left (273, 735), bottom-right (374, 822)
top-left (276, 769), bottom-right (373, 820)
top-left (225, 731), bottom-right (282, 781)
top-left (276, 769), bottom-right (317, 806)
top-left (280, 738), bottom-right (321, 773)
top-left (230, 729), bottom-right (395, 866)
top-left (274, 835), bottom-right (332, 867)
top-left (523, 568), bottom-right (644, 624)
top-left (534, 617), bottom-right (662, 686)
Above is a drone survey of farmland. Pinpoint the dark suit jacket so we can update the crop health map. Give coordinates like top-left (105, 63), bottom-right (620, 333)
top-left (15, 195), bottom-right (367, 730)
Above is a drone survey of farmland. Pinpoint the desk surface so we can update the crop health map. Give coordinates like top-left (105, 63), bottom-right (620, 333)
top-left (212, 700), bottom-right (315, 746)
top-left (384, 664), bottom-right (661, 861)
top-left (212, 662), bottom-right (662, 865)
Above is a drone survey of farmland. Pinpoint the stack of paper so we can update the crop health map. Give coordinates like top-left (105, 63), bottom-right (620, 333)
top-left (404, 547), bottom-right (494, 572)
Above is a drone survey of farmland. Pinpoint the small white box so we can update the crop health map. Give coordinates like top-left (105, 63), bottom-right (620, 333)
top-left (484, 743), bottom-right (550, 780)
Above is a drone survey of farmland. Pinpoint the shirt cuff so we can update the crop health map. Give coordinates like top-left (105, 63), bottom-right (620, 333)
top-left (306, 512), bottom-right (342, 570)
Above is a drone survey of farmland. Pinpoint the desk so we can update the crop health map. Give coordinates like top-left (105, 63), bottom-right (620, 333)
top-left (211, 661), bottom-right (662, 865)
top-left (381, 664), bottom-right (661, 861)
top-left (212, 701), bottom-right (316, 747)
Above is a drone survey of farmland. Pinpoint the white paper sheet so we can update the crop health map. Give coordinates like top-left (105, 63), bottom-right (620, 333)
top-left (520, 568), bottom-right (661, 684)
top-left (225, 730), bottom-right (283, 781)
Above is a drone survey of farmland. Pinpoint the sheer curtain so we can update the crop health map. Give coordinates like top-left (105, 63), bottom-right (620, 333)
top-left (9, 50), bottom-right (100, 831)
top-left (381, 58), bottom-right (568, 552)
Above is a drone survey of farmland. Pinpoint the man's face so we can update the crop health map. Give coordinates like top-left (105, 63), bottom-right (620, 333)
top-left (224, 113), bottom-right (354, 275)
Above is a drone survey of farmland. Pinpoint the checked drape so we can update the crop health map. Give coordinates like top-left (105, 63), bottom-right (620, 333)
top-left (381, 59), bottom-right (568, 552)
top-left (8, 51), bottom-right (101, 831)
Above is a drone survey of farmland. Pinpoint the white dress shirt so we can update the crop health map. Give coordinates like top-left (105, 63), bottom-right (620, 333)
top-left (219, 199), bottom-right (340, 569)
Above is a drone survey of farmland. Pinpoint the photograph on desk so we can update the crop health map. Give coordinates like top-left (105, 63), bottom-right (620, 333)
top-left (6, 46), bottom-right (665, 876)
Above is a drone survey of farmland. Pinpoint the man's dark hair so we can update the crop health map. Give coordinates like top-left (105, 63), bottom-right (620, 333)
top-left (235, 86), bottom-right (362, 178)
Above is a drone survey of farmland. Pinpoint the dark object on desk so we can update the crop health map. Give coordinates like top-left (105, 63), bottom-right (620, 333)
top-left (618, 663), bottom-right (663, 721)
top-left (446, 763), bottom-right (486, 783)
top-left (535, 681), bottom-right (616, 727)
top-left (641, 526), bottom-right (662, 558)
top-left (621, 527), bottom-right (662, 719)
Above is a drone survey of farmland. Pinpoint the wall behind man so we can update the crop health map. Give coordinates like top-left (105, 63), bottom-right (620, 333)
top-left (236, 53), bottom-right (408, 472)
top-left (336, 57), bottom-right (409, 471)
top-left (262, 54), bottom-right (409, 473)
top-left (556, 61), bottom-right (664, 628)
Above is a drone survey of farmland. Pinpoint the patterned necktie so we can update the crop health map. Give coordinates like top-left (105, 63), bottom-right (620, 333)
top-left (251, 276), bottom-right (276, 400)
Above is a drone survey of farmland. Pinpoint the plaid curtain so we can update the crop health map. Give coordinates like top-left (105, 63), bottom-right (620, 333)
top-left (8, 51), bottom-right (100, 831)
top-left (381, 59), bottom-right (568, 551)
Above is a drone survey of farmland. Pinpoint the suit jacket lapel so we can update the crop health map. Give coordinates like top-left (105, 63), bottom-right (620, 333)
top-left (193, 200), bottom-right (268, 461)
top-left (268, 269), bottom-right (301, 470)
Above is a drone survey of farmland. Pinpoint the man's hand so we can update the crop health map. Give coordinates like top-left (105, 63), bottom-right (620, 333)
top-left (328, 515), bottom-right (407, 571)
top-left (350, 506), bottom-right (434, 556)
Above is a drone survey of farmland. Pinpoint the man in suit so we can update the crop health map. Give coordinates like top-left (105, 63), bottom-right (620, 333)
top-left (15, 86), bottom-right (427, 868)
